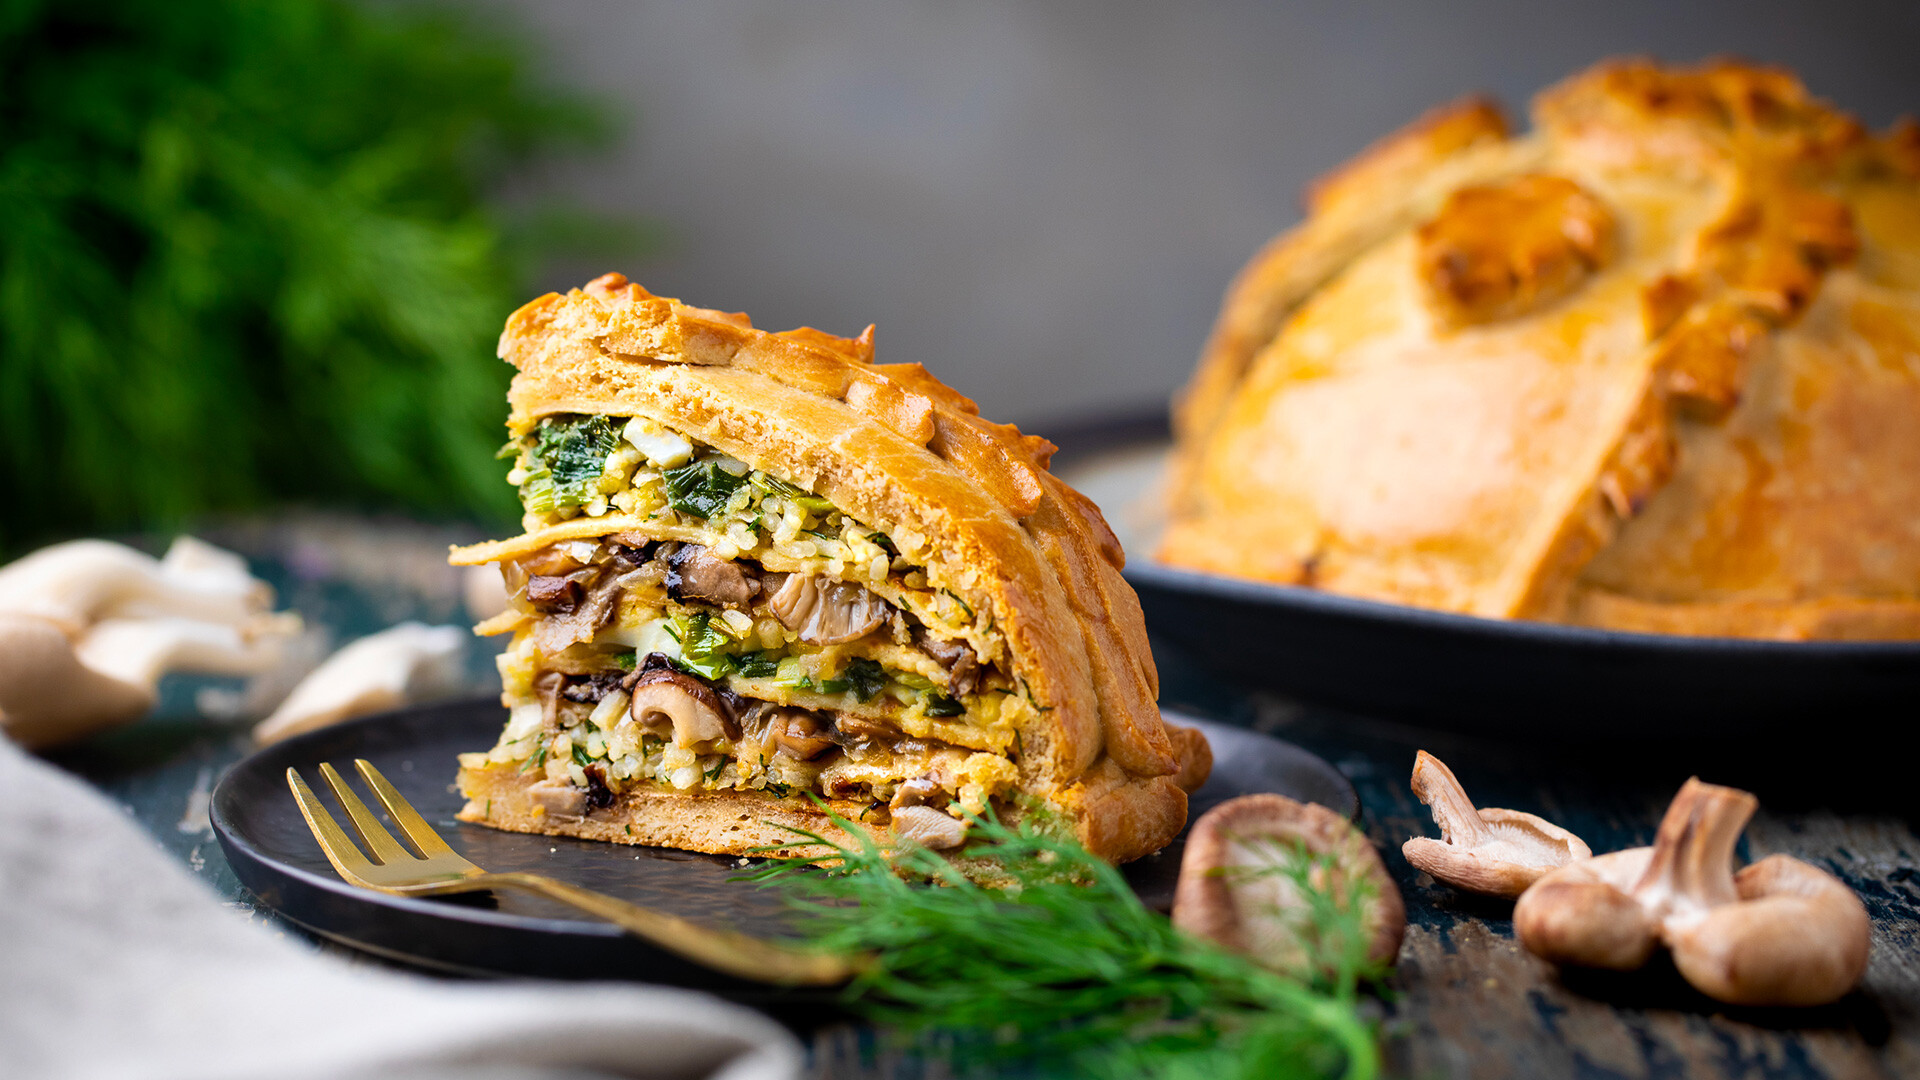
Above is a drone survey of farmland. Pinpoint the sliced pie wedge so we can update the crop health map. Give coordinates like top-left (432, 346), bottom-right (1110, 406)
top-left (450, 275), bottom-right (1203, 864)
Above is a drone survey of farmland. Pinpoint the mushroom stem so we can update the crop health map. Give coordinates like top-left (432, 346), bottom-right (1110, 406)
top-left (1631, 777), bottom-right (1754, 927)
top-left (1514, 777), bottom-right (1872, 1007)
top-left (1666, 854), bottom-right (1871, 1007)
top-left (1410, 750), bottom-right (1489, 847)
top-left (1402, 750), bottom-right (1590, 898)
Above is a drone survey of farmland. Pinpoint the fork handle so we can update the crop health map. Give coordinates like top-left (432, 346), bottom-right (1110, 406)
top-left (477, 871), bottom-right (860, 986)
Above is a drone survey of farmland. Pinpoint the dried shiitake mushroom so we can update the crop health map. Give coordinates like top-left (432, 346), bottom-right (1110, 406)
top-left (1515, 777), bottom-right (1871, 1007)
top-left (1173, 793), bottom-right (1405, 975)
top-left (1402, 750), bottom-right (1591, 898)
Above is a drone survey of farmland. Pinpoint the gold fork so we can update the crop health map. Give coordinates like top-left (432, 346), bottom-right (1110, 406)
top-left (287, 758), bottom-right (860, 986)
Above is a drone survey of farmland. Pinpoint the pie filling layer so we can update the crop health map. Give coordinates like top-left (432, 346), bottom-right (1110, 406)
top-left (460, 413), bottom-right (1038, 847)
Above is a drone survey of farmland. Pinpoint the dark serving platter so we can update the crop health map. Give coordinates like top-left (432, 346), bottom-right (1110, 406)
top-left (1128, 561), bottom-right (1920, 739)
top-left (1045, 419), bottom-right (1920, 740)
top-left (212, 696), bottom-right (1354, 990)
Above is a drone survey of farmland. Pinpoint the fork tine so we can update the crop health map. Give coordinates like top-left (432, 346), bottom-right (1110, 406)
top-left (317, 762), bottom-right (414, 865)
top-left (287, 768), bottom-right (377, 881)
top-left (354, 758), bottom-right (460, 860)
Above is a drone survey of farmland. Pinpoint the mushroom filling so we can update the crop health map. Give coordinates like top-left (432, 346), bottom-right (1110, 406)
top-left (502, 414), bottom-right (996, 648)
top-left (475, 414), bottom-right (1035, 844)
top-left (465, 651), bottom-right (1019, 844)
top-left (495, 536), bottom-right (1012, 728)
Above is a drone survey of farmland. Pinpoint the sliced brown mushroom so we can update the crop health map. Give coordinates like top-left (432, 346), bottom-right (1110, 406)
top-left (766, 573), bottom-right (891, 644)
top-left (913, 626), bottom-right (981, 695)
top-left (764, 706), bottom-right (836, 761)
top-left (627, 666), bottom-right (739, 749)
top-left (665, 544), bottom-right (761, 610)
top-left (1402, 750), bottom-right (1591, 898)
top-left (1164, 723), bottom-right (1214, 794)
top-left (831, 713), bottom-right (901, 746)
top-left (891, 804), bottom-right (968, 850)
top-left (525, 573), bottom-right (586, 611)
top-left (1173, 793), bottom-right (1405, 975)
top-left (528, 779), bottom-right (588, 819)
top-left (1514, 777), bottom-right (1871, 1007)
top-left (889, 776), bottom-right (947, 809)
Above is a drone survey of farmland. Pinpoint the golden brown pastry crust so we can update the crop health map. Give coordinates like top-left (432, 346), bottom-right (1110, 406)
top-left (453, 274), bottom-right (1186, 861)
top-left (1163, 58), bottom-right (1920, 639)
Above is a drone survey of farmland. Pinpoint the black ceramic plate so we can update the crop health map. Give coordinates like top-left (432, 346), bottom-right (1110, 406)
top-left (212, 697), bottom-right (1353, 989)
top-left (1129, 561), bottom-right (1920, 739)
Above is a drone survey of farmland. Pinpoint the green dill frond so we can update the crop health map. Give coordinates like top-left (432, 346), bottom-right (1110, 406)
top-left (0, 0), bottom-right (635, 554)
top-left (752, 806), bottom-right (1381, 1079)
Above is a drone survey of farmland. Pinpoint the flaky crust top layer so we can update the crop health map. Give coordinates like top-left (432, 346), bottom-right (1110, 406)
top-left (1163, 57), bottom-right (1920, 639)
top-left (455, 274), bottom-right (1184, 860)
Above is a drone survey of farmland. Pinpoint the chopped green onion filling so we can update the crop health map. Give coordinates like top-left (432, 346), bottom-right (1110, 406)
top-left (924, 691), bottom-right (965, 717)
top-left (735, 651), bottom-right (780, 678)
top-left (821, 657), bottom-right (887, 701)
top-left (664, 458), bottom-right (747, 519)
top-left (672, 611), bottom-right (739, 681)
top-left (520, 415), bottom-right (621, 512)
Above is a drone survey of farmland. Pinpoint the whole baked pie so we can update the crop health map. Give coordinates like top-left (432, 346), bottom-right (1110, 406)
top-left (451, 275), bottom-right (1205, 864)
top-left (1163, 58), bottom-right (1920, 640)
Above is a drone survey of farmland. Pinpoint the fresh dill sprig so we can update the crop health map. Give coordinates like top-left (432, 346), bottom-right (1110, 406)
top-left (753, 809), bottom-right (1382, 1079)
top-left (0, 0), bottom-right (635, 555)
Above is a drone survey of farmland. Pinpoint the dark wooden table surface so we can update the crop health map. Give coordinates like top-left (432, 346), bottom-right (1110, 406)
top-left (45, 514), bottom-right (1920, 1079)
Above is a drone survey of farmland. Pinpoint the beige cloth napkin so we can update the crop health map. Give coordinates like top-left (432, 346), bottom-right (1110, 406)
top-left (0, 737), bottom-right (803, 1080)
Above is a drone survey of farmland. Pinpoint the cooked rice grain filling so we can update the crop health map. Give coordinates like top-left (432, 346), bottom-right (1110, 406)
top-left (470, 632), bottom-right (1023, 831)
top-left (473, 413), bottom-right (1031, 830)
top-left (505, 413), bottom-right (998, 658)
top-left (473, 430), bottom-right (1032, 830)
top-left (460, 656), bottom-right (1020, 828)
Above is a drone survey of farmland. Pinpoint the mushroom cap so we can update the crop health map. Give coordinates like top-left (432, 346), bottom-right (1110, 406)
top-left (0, 537), bottom-right (269, 632)
top-left (1402, 749), bottom-right (1591, 898)
top-left (1513, 848), bottom-right (1659, 970)
top-left (1404, 808), bottom-right (1593, 898)
top-left (1514, 779), bottom-right (1872, 1008)
top-left (253, 622), bottom-right (464, 746)
top-left (0, 614), bottom-right (155, 749)
top-left (1666, 854), bottom-right (1871, 1007)
top-left (766, 573), bottom-right (891, 645)
top-left (763, 706), bottom-right (836, 761)
top-left (629, 667), bottom-right (737, 748)
top-left (1172, 793), bottom-right (1405, 974)
top-left (891, 804), bottom-right (968, 850)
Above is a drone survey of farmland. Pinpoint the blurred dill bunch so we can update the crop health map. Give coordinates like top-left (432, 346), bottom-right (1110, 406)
top-left (0, 0), bottom-right (623, 553)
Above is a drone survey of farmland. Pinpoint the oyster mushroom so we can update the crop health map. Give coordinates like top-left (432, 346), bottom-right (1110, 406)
top-left (913, 626), bottom-right (981, 695)
top-left (763, 706), bottom-right (836, 761)
top-left (0, 536), bottom-right (271, 632)
top-left (252, 623), bottom-right (465, 745)
top-left (889, 776), bottom-right (946, 809)
top-left (528, 779), bottom-right (589, 819)
top-left (891, 804), bottom-right (968, 850)
top-left (627, 667), bottom-right (739, 749)
top-left (0, 537), bottom-right (296, 748)
top-left (1402, 750), bottom-right (1591, 898)
top-left (1514, 777), bottom-right (1871, 1007)
top-left (0, 615), bottom-right (158, 749)
top-left (766, 573), bottom-right (890, 645)
top-left (665, 543), bottom-right (761, 610)
top-left (1173, 793), bottom-right (1405, 975)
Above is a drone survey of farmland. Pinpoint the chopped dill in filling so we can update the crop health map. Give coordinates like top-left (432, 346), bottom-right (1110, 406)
top-left (469, 412), bottom-right (1036, 849)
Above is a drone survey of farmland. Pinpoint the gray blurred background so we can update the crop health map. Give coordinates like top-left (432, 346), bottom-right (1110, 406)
top-left (488, 0), bottom-right (1920, 428)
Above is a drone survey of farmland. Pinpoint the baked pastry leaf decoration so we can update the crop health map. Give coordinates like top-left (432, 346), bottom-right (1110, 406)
top-left (1163, 57), bottom-right (1920, 639)
top-left (450, 275), bottom-right (1201, 867)
top-left (1417, 173), bottom-right (1617, 328)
